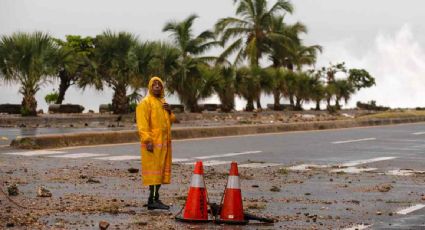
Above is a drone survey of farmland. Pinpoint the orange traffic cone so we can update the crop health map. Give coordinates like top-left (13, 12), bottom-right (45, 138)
top-left (216, 161), bottom-right (248, 225)
top-left (175, 161), bottom-right (211, 223)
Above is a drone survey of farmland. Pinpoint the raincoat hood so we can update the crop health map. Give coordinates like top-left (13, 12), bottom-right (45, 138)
top-left (148, 76), bottom-right (165, 98)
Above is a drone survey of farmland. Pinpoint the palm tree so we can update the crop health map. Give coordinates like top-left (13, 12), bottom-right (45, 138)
top-left (90, 31), bottom-right (141, 114)
top-left (293, 71), bottom-right (315, 110)
top-left (235, 66), bottom-right (262, 111)
top-left (52, 35), bottom-right (94, 104)
top-left (148, 42), bottom-right (180, 81)
top-left (214, 65), bottom-right (236, 112)
top-left (268, 16), bottom-right (306, 69)
top-left (309, 71), bottom-right (325, 111)
top-left (266, 17), bottom-right (303, 110)
top-left (129, 41), bottom-right (161, 94)
top-left (215, 0), bottom-right (294, 109)
top-left (267, 15), bottom-right (322, 108)
top-left (333, 79), bottom-right (355, 110)
top-left (263, 67), bottom-right (289, 110)
top-left (288, 44), bottom-right (322, 71)
top-left (162, 14), bottom-right (219, 112)
top-left (0, 32), bottom-right (56, 116)
top-left (333, 68), bottom-right (375, 110)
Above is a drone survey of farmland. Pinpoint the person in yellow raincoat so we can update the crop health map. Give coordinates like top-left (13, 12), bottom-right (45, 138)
top-left (136, 76), bottom-right (175, 210)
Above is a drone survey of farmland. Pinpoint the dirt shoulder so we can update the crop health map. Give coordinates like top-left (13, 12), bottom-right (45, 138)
top-left (1, 154), bottom-right (424, 229)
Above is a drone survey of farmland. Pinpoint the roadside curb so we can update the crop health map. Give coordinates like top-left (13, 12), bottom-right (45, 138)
top-left (10, 116), bottom-right (425, 149)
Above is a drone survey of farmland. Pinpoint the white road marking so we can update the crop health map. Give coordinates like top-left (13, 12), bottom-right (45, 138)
top-left (51, 153), bottom-right (109, 158)
top-left (343, 224), bottom-right (371, 230)
top-left (330, 167), bottom-right (377, 174)
top-left (239, 163), bottom-right (281, 168)
top-left (184, 160), bottom-right (231, 166)
top-left (412, 132), bottom-right (425, 135)
top-left (288, 157), bottom-right (396, 173)
top-left (287, 164), bottom-right (329, 171)
top-left (332, 138), bottom-right (376, 144)
top-left (386, 169), bottom-right (425, 176)
top-left (94, 155), bottom-right (140, 161)
top-left (5, 150), bottom-right (65, 156)
top-left (396, 204), bottom-right (425, 215)
top-left (341, 157), bottom-right (396, 167)
top-left (193, 150), bottom-right (262, 160)
top-left (172, 150), bottom-right (263, 165)
top-left (172, 158), bottom-right (191, 163)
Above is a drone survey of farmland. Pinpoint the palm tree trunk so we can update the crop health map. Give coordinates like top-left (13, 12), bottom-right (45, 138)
top-left (112, 83), bottom-right (129, 114)
top-left (273, 90), bottom-right (282, 111)
top-left (245, 98), bottom-right (255, 112)
top-left (21, 87), bottom-right (37, 116)
top-left (55, 71), bottom-right (71, 104)
top-left (256, 97), bottom-right (262, 110)
top-left (289, 94), bottom-right (295, 107)
top-left (326, 97), bottom-right (331, 108)
top-left (219, 92), bottom-right (234, 113)
top-left (335, 98), bottom-right (341, 110)
top-left (315, 100), bottom-right (321, 111)
top-left (295, 97), bottom-right (302, 111)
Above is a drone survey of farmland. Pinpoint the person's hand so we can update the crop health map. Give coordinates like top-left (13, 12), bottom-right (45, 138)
top-left (146, 142), bottom-right (153, 152)
top-left (163, 102), bottom-right (171, 114)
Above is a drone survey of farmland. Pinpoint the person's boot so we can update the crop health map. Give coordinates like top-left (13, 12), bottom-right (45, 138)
top-left (147, 185), bottom-right (170, 210)
top-left (148, 200), bottom-right (170, 210)
top-left (154, 185), bottom-right (170, 210)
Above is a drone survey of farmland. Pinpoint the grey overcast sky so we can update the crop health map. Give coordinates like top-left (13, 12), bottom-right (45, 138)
top-left (1, 0), bottom-right (425, 111)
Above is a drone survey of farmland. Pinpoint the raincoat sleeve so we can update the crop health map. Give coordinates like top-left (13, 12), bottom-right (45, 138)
top-left (136, 99), bottom-right (153, 144)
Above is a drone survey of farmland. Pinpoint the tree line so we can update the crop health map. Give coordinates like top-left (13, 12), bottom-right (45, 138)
top-left (0, 0), bottom-right (375, 116)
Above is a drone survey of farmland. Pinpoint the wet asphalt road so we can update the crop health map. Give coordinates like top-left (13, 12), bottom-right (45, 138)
top-left (1, 122), bottom-right (425, 229)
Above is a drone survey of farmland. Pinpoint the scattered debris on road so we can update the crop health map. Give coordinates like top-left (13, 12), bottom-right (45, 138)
top-left (7, 184), bottom-right (19, 196)
top-left (37, 186), bottom-right (52, 197)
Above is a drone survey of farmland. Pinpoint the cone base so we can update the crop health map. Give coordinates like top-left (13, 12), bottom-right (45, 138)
top-left (215, 219), bottom-right (249, 225)
top-left (175, 215), bottom-right (212, 223)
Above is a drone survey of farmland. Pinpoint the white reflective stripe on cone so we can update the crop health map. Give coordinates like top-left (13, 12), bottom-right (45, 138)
top-left (190, 174), bottom-right (205, 188)
top-left (226, 175), bottom-right (240, 189)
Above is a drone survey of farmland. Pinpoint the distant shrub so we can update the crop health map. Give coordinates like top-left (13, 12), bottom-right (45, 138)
top-left (356, 101), bottom-right (389, 111)
top-left (44, 92), bottom-right (59, 105)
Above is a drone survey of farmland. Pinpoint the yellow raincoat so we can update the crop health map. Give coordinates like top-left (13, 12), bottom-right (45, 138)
top-left (136, 77), bottom-right (175, 186)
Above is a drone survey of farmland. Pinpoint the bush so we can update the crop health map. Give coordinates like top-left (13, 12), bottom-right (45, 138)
top-left (356, 101), bottom-right (389, 111)
top-left (45, 92), bottom-right (59, 105)
top-left (99, 104), bottom-right (113, 113)
top-left (0, 104), bottom-right (21, 114)
top-left (48, 104), bottom-right (84, 113)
